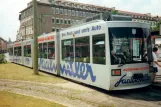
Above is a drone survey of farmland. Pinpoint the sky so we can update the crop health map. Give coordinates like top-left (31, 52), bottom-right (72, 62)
top-left (0, 0), bottom-right (161, 42)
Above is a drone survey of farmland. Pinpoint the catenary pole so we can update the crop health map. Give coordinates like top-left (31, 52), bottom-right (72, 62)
top-left (33, 0), bottom-right (39, 75)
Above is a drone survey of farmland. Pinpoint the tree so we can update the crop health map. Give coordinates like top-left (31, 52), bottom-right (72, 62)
top-left (111, 10), bottom-right (119, 15)
top-left (152, 20), bottom-right (161, 31)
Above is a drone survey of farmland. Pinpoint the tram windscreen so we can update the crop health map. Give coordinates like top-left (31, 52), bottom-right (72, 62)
top-left (109, 27), bottom-right (151, 65)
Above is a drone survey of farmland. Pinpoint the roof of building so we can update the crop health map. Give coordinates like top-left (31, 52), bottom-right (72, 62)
top-left (19, 0), bottom-right (158, 21)
top-left (118, 10), bottom-right (148, 17)
top-left (20, 0), bottom-right (51, 13)
top-left (0, 37), bottom-right (7, 42)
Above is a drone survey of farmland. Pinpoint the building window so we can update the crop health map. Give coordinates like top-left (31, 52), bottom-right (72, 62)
top-left (56, 29), bottom-right (59, 32)
top-left (77, 5), bottom-right (79, 8)
top-left (71, 3), bottom-right (74, 7)
top-left (56, 8), bottom-right (59, 14)
top-left (60, 8), bottom-right (63, 14)
top-left (72, 10), bottom-right (75, 16)
top-left (60, 19), bottom-right (64, 24)
top-left (76, 11), bottom-right (79, 16)
top-left (64, 9), bottom-right (67, 15)
top-left (56, 18), bottom-right (59, 24)
top-left (79, 11), bottom-right (83, 17)
top-left (52, 28), bottom-right (55, 32)
top-left (74, 4), bottom-right (77, 8)
top-left (68, 10), bottom-right (71, 16)
top-left (52, 7), bottom-right (55, 14)
top-left (64, 19), bottom-right (67, 24)
top-left (68, 19), bottom-right (71, 24)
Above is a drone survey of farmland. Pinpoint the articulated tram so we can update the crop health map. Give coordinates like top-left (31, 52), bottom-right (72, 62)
top-left (8, 20), bottom-right (153, 90)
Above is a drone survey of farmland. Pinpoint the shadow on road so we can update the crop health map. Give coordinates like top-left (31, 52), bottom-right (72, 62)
top-left (105, 86), bottom-right (161, 102)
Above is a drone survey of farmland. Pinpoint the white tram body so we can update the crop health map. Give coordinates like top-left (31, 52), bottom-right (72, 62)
top-left (9, 20), bottom-right (153, 90)
top-left (13, 41), bottom-right (23, 65)
top-left (37, 32), bottom-right (58, 75)
top-left (22, 39), bottom-right (33, 68)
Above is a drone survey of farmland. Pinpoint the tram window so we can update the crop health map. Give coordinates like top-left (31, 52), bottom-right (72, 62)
top-left (75, 36), bottom-right (90, 63)
top-left (14, 47), bottom-right (21, 56)
top-left (43, 43), bottom-right (48, 59)
top-left (93, 34), bottom-right (106, 65)
top-left (24, 45), bottom-right (31, 57)
top-left (9, 48), bottom-right (13, 55)
top-left (62, 39), bottom-right (74, 61)
top-left (48, 42), bottom-right (55, 59)
top-left (14, 47), bottom-right (17, 56)
top-left (38, 43), bottom-right (43, 58)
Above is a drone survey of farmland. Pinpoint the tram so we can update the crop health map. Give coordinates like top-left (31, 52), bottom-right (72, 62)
top-left (8, 19), bottom-right (153, 90)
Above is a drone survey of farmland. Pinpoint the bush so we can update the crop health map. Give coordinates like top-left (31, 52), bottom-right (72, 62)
top-left (0, 54), bottom-right (7, 64)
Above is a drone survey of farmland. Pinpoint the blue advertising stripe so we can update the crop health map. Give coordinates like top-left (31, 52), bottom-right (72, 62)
top-left (60, 61), bottom-right (96, 82)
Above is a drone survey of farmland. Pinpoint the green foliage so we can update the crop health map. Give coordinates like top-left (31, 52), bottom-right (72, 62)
top-left (0, 54), bottom-right (7, 64)
top-left (111, 10), bottom-right (119, 15)
top-left (152, 20), bottom-right (161, 31)
top-left (93, 57), bottom-right (105, 64)
top-left (75, 57), bottom-right (90, 63)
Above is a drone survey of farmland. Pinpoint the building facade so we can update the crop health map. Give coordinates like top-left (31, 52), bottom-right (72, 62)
top-left (117, 10), bottom-right (158, 29)
top-left (0, 37), bottom-right (8, 53)
top-left (17, 0), bottom-right (159, 40)
top-left (18, 0), bottom-right (111, 40)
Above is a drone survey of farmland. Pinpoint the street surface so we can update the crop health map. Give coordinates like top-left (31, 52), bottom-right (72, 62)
top-left (0, 79), bottom-right (161, 107)
top-left (2, 53), bottom-right (161, 107)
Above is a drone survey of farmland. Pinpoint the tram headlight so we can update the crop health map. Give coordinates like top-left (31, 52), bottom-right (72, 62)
top-left (111, 69), bottom-right (121, 76)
